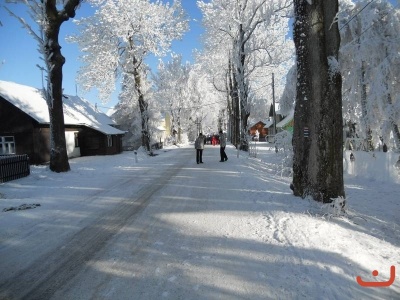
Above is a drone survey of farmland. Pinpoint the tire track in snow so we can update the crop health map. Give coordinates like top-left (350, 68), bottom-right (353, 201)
top-left (0, 151), bottom-right (192, 300)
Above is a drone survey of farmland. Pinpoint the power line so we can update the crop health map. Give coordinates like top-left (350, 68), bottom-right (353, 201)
top-left (96, 105), bottom-right (115, 110)
top-left (341, 6), bottom-right (394, 49)
top-left (99, 98), bottom-right (228, 114)
top-left (167, 99), bottom-right (227, 113)
top-left (339, 0), bottom-right (375, 31)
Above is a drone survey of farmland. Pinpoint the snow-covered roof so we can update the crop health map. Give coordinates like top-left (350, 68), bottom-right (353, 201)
top-left (249, 120), bottom-right (265, 128)
top-left (276, 110), bottom-right (294, 128)
top-left (0, 80), bottom-right (124, 135)
top-left (263, 120), bottom-right (274, 128)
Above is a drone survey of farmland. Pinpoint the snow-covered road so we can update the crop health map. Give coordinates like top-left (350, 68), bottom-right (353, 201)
top-left (0, 144), bottom-right (399, 299)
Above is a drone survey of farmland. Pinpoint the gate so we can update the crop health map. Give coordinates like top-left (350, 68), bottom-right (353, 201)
top-left (0, 154), bottom-right (30, 183)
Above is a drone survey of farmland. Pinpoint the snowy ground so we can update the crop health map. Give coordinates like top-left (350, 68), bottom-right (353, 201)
top-left (0, 143), bottom-right (399, 299)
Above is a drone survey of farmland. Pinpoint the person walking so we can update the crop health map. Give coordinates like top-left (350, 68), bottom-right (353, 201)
top-left (195, 133), bottom-right (205, 164)
top-left (219, 130), bottom-right (228, 162)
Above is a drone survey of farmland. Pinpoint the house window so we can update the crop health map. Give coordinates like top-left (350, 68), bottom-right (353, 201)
top-left (74, 132), bottom-right (79, 148)
top-left (107, 135), bottom-right (113, 147)
top-left (0, 136), bottom-right (16, 154)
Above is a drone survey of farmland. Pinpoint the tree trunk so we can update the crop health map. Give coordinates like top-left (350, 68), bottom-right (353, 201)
top-left (132, 60), bottom-right (151, 152)
top-left (392, 123), bottom-right (400, 150)
top-left (232, 75), bottom-right (240, 148)
top-left (237, 24), bottom-right (249, 151)
top-left (138, 91), bottom-right (150, 152)
top-left (292, 0), bottom-right (345, 202)
top-left (177, 108), bottom-right (182, 143)
top-left (44, 0), bottom-right (80, 172)
top-left (388, 93), bottom-right (400, 150)
top-left (229, 59), bottom-right (240, 147)
top-left (360, 61), bottom-right (374, 150)
top-left (225, 70), bottom-right (233, 142)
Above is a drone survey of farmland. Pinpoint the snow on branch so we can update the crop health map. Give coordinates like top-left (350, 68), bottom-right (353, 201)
top-left (3, 4), bottom-right (43, 45)
top-left (327, 56), bottom-right (340, 80)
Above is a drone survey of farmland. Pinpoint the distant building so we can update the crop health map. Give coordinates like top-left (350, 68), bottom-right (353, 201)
top-left (276, 110), bottom-right (294, 133)
top-left (248, 121), bottom-right (268, 141)
top-left (0, 80), bottom-right (125, 164)
top-left (263, 103), bottom-right (286, 142)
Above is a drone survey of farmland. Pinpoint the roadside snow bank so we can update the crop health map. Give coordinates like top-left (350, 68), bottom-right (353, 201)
top-left (344, 150), bottom-right (400, 184)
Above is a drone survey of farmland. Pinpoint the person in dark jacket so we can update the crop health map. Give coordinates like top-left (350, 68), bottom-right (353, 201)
top-left (219, 130), bottom-right (228, 162)
top-left (195, 133), bottom-right (205, 164)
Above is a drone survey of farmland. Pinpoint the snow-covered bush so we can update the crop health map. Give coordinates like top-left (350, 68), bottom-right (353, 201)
top-left (164, 135), bottom-right (176, 146)
top-left (329, 196), bottom-right (347, 217)
top-left (163, 133), bottom-right (189, 146)
top-left (178, 133), bottom-right (189, 145)
top-left (274, 130), bottom-right (293, 176)
top-left (306, 196), bottom-right (347, 220)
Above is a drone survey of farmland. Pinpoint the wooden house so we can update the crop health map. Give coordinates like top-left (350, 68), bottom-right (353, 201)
top-left (0, 80), bottom-right (125, 164)
top-left (248, 121), bottom-right (268, 141)
top-left (263, 104), bottom-right (286, 142)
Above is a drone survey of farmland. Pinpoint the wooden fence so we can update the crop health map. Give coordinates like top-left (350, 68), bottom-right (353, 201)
top-left (0, 154), bottom-right (30, 183)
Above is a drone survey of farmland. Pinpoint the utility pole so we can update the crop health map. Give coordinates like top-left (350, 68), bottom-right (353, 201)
top-left (195, 117), bottom-right (202, 135)
top-left (272, 73), bottom-right (277, 136)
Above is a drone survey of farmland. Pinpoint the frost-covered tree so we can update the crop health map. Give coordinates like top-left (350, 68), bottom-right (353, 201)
top-left (339, 0), bottom-right (400, 150)
top-left (6, 0), bottom-right (83, 172)
top-left (191, 65), bottom-right (227, 136)
top-left (193, 33), bottom-right (238, 143)
top-left (279, 63), bottom-right (296, 116)
top-left (112, 70), bottom-right (152, 149)
top-left (185, 65), bottom-right (218, 137)
top-left (153, 54), bottom-right (192, 144)
top-left (153, 55), bottom-right (221, 142)
top-left (68, 0), bottom-right (188, 152)
top-left (292, 0), bottom-right (345, 202)
top-left (198, 0), bottom-right (293, 150)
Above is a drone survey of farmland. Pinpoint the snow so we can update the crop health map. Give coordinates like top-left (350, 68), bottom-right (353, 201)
top-left (0, 143), bottom-right (399, 299)
top-left (263, 119), bottom-right (273, 128)
top-left (327, 56), bottom-right (340, 79)
top-left (276, 110), bottom-right (294, 128)
top-left (344, 150), bottom-right (400, 184)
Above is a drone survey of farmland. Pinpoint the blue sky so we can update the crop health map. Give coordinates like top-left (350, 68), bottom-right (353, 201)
top-left (2, 1), bottom-right (397, 114)
top-left (0, 1), bottom-right (205, 112)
